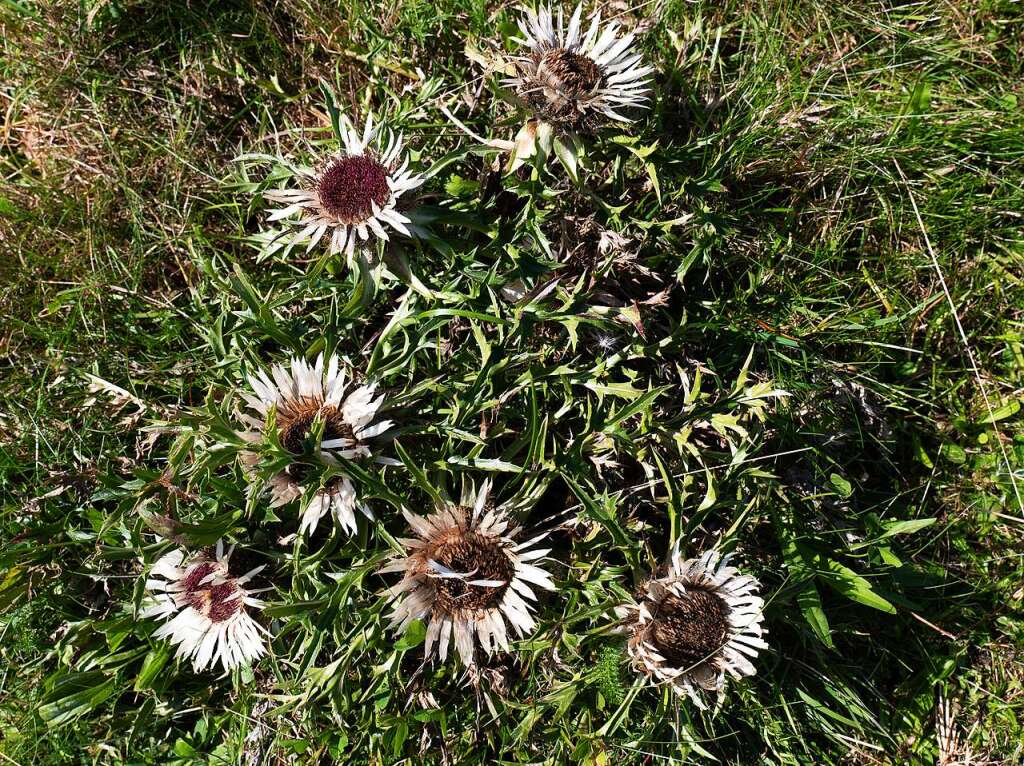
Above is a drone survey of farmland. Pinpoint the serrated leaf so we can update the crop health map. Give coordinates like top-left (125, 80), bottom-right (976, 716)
top-left (394, 619), bottom-right (427, 651)
top-left (394, 441), bottom-right (443, 504)
top-left (584, 381), bottom-right (645, 400)
top-left (602, 386), bottom-right (669, 430)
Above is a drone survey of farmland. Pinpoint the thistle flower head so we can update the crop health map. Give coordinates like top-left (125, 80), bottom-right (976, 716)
top-left (505, 3), bottom-right (654, 131)
top-left (262, 114), bottom-right (424, 265)
top-left (382, 481), bottom-right (556, 667)
top-left (625, 547), bottom-right (768, 707)
top-left (238, 354), bottom-right (392, 536)
top-left (141, 540), bottom-right (269, 673)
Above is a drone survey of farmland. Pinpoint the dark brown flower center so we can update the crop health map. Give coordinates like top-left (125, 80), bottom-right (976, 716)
top-left (520, 48), bottom-right (605, 130)
top-left (430, 528), bottom-right (516, 613)
top-left (317, 155), bottom-right (391, 223)
top-left (537, 48), bottom-right (603, 98)
top-left (278, 403), bottom-right (354, 456)
top-left (182, 562), bottom-right (243, 623)
top-left (648, 590), bottom-right (729, 669)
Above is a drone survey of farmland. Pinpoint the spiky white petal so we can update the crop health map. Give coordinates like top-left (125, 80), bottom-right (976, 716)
top-left (141, 542), bottom-right (268, 673)
top-left (238, 354), bottom-right (390, 537)
top-left (504, 3), bottom-right (653, 129)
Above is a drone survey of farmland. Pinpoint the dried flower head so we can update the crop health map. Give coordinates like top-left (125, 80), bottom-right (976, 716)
top-left (625, 547), bottom-right (767, 707)
top-left (382, 481), bottom-right (555, 666)
top-left (505, 4), bottom-right (654, 131)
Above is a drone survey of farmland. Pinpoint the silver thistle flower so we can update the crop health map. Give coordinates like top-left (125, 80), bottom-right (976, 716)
top-left (262, 114), bottom-right (423, 265)
top-left (238, 353), bottom-right (392, 536)
top-left (625, 547), bottom-right (767, 707)
top-left (141, 540), bottom-right (269, 673)
top-left (382, 481), bottom-right (555, 667)
top-left (505, 3), bottom-right (654, 131)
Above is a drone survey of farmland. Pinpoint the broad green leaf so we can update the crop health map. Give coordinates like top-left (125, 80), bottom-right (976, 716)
top-left (878, 518), bottom-right (937, 539)
top-left (796, 583), bottom-right (834, 649)
top-left (829, 473), bottom-right (853, 498)
top-left (134, 644), bottom-right (172, 691)
top-left (940, 442), bottom-right (967, 464)
top-left (553, 136), bottom-right (579, 183)
top-left (982, 399), bottom-right (1020, 424)
top-left (584, 381), bottom-right (645, 400)
top-left (777, 520), bottom-right (835, 648)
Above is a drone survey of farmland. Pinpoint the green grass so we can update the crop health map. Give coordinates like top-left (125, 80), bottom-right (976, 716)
top-left (2, 0), bottom-right (1024, 763)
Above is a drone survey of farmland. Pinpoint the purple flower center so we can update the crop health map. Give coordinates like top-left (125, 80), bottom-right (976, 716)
top-left (183, 561), bottom-right (243, 624)
top-left (317, 155), bottom-right (391, 224)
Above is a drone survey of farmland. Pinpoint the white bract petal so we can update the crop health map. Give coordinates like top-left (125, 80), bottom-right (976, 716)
top-left (505, 3), bottom-right (653, 130)
top-left (239, 356), bottom-right (391, 537)
top-left (140, 541), bottom-right (269, 673)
